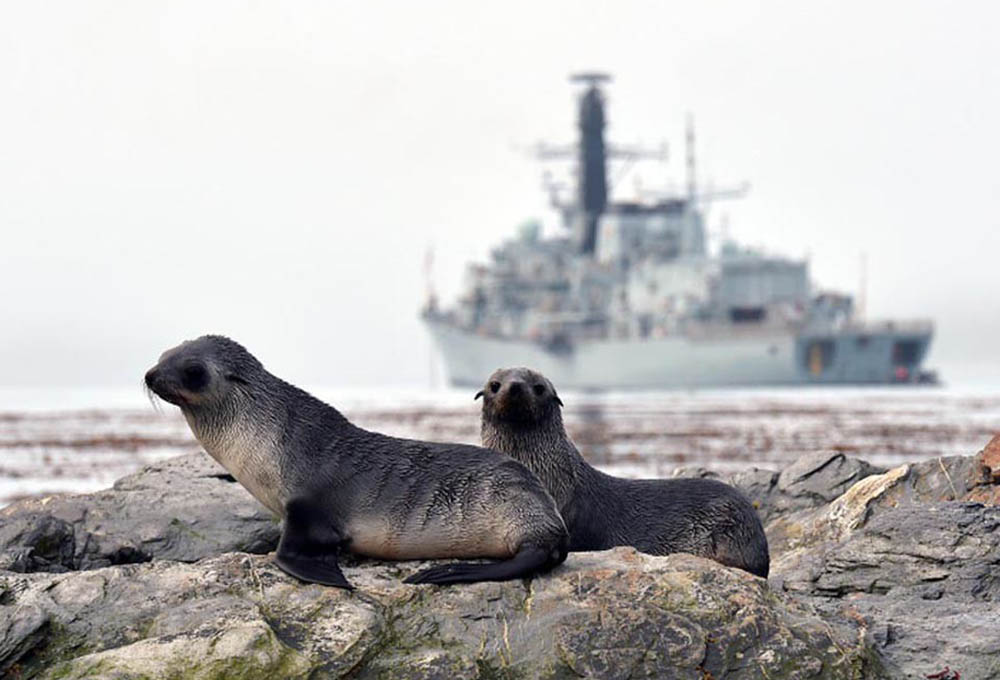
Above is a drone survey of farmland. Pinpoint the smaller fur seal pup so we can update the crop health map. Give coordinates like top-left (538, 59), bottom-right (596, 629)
top-left (478, 367), bottom-right (770, 578)
top-left (145, 336), bottom-right (568, 589)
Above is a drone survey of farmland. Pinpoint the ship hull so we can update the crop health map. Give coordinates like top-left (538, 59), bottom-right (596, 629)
top-left (425, 319), bottom-right (933, 389)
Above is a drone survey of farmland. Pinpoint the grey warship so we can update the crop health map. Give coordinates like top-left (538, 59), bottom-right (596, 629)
top-left (422, 74), bottom-right (935, 389)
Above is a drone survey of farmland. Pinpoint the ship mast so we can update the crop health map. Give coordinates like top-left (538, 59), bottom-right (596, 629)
top-left (535, 74), bottom-right (667, 255)
top-left (570, 72), bottom-right (611, 256)
top-left (686, 113), bottom-right (696, 203)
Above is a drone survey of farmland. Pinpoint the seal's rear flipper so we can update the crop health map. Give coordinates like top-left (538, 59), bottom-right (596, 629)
top-left (404, 545), bottom-right (558, 585)
top-left (275, 498), bottom-right (354, 590)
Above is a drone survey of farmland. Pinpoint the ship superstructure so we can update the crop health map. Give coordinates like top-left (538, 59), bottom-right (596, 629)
top-left (422, 74), bottom-right (934, 389)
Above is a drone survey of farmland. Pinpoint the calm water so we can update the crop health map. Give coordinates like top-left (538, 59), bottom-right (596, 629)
top-left (1, 385), bottom-right (998, 506)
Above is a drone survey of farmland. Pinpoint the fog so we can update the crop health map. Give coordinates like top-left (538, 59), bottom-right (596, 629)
top-left (2, 1), bottom-right (998, 388)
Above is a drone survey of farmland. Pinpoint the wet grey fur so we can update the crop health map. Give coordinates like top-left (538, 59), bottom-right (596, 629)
top-left (479, 367), bottom-right (770, 578)
top-left (145, 336), bottom-right (568, 588)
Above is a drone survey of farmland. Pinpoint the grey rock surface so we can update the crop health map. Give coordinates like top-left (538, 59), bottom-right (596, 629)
top-left (0, 549), bottom-right (883, 680)
top-left (3, 442), bottom-right (1000, 679)
top-left (674, 450), bottom-right (885, 523)
top-left (780, 502), bottom-right (1000, 599)
top-left (769, 450), bottom-right (1000, 680)
top-left (0, 454), bottom-right (279, 573)
top-left (679, 445), bottom-right (1000, 680)
top-left (773, 502), bottom-right (1000, 680)
top-left (773, 451), bottom-right (885, 508)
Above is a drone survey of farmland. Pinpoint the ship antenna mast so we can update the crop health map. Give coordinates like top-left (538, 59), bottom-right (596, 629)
top-left (570, 72), bottom-right (612, 256)
top-left (857, 252), bottom-right (868, 323)
top-left (686, 113), bottom-right (697, 203)
top-left (533, 73), bottom-right (667, 255)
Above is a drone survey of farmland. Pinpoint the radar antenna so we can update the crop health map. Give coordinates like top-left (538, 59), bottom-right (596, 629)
top-left (569, 72), bottom-right (612, 87)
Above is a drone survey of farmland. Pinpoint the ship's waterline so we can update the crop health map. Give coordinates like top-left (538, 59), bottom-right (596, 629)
top-left (427, 319), bottom-right (933, 389)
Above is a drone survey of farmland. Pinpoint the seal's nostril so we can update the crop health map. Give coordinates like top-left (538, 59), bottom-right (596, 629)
top-left (144, 368), bottom-right (159, 387)
top-left (508, 382), bottom-right (524, 395)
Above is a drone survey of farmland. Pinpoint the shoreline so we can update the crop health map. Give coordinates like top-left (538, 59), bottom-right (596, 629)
top-left (2, 387), bottom-right (998, 506)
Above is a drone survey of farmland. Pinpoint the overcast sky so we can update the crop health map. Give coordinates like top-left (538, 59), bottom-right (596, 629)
top-left (2, 1), bottom-right (998, 389)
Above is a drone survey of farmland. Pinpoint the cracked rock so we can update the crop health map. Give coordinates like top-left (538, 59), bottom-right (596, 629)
top-left (0, 454), bottom-right (280, 573)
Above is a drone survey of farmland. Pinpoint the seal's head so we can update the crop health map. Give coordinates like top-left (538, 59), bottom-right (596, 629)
top-left (144, 335), bottom-right (262, 410)
top-left (477, 367), bottom-right (563, 428)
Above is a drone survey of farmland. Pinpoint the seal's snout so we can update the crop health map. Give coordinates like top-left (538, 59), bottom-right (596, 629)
top-left (507, 381), bottom-right (525, 396)
top-left (494, 379), bottom-right (538, 425)
top-left (144, 365), bottom-right (174, 401)
top-left (144, 362), bottom-right (188, 406)
top-left (501, 380), bottom-right (533, 412)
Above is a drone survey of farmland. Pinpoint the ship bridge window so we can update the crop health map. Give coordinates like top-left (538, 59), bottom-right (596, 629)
top-left (729, 307), bottom-right (766, 323)
top-left (893, 340), bottom-right (922, 365)
top-left (804, 340), bottom-right (835, 375)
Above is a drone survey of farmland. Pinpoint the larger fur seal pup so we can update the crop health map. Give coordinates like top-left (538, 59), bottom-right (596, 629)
top-left (478, 367), bottom-right (770, 578)
top-left (144, 336), bottom-right (569, 589)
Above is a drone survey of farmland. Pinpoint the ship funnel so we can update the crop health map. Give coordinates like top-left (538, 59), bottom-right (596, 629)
top-left (571, 73), bottom-right (611, 256)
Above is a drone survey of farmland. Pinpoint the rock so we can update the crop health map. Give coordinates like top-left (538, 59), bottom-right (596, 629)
top-left (0, 549), bottom-right (885, 680)
top-left (980, 433), bottom-right (1000, 483)
top-left (766, 464), bottom-right (910, 556)
top-left (674, 451), bottom-right (885, 523)
top-left (776, 502), bottom-right (1000, 599)
top-left (6, 441), bottom-right (1000, 679)
top-left (873, 454), bottom-right (995, 507)
top-left (773, 451), bottom-right (885, 511)
top-left (773, 502), bottom-right (1000, 679)
top-left (765, 448), bottom-right (1000, 558)
top-left (726, 442), bottom-right (1000, 679)
top-left (725, 467), bottom-right (782, 520)
top-left (0, 454), bottom-right (280, 573)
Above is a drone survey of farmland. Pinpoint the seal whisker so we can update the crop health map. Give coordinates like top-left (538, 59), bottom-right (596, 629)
top-left (143, 380), bottom-right (163, 414)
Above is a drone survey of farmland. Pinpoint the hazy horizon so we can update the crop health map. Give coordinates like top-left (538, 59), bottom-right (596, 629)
top-left (2, 1), bottom-right (999, 389)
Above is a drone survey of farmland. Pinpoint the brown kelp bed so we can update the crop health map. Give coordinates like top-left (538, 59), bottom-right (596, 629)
top-left (1, 387), bottom-right (998, 505)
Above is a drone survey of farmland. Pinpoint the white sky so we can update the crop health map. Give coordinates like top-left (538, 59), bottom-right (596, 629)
top-left (2, 1), bottom-right (999, 388)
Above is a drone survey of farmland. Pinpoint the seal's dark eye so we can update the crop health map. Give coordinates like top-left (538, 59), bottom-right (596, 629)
top-left (533, 384), bottom-right (546, 396)
top-left (181, 363), bottom-right (209, 391)
top-left (490, 381), bottom-right (501, 393)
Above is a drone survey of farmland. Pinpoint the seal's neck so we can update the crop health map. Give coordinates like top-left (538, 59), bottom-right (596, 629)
top-left (183, 388), bottom-right (284, 515)
top-left (183, 372), bottom-right (353, 517)
top-left (481, 411), bottom-right (585, 510)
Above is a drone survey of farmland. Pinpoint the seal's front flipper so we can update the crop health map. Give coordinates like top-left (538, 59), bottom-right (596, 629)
top-left (275, 498), bottom-right (353, 590)
top-left (404, 545), bottom-right (558, 586)
top-left (276, 550), bottom-right (352, 589)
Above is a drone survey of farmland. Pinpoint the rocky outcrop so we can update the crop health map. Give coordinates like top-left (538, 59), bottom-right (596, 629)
top-left (0, 549), bottom-right (882, 680)
top-left (770, 436), bottom-right (1000, 680)
top-left (0, 455), bottom-right (279, 573)
top-left (674, 450), bottom-right (886, 523)
top-left (3, 435), bottom-right (1000, 679)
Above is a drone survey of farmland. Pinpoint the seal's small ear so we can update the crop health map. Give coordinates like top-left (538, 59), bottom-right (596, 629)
top-left (554, 393), bottom-right (564, 407)
top-left (474, 390), bottom-right (484, 400)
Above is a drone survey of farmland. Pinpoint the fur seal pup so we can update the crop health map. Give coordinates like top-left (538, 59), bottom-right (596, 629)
top-left (144, 336), bottom-right (568, 589)
top-left (477, 367), bottom-right (770, 578)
